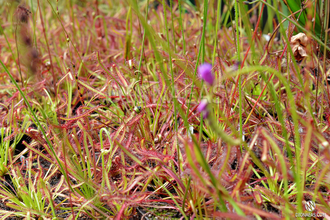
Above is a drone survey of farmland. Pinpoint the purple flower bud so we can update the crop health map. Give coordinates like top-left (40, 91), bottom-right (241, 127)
top-left (197, 99), bottom-right (209, 119)
top-left (198, 63), bottom-right (214, 85)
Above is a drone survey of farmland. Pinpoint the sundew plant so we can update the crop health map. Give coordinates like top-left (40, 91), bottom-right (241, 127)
top-left (0, 0), bottom-right (330, 219)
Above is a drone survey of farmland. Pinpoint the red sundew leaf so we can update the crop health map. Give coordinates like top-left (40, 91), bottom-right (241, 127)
top-left (125, 132), bottom-right (133, 148)
top-left (59, 105), bottom-right (105, 121)
top-left (248, 176), bottom-right (269, 186)
top-left (162, 166), bottom-right (186, 194)
top-left (122, 175), bottom-right (151, 194)
top-left (134, 147), bottom-right (172, 162)
top-left (115, 203), bottom-right (126, 220)
top-left (212, 212), bottom-right (250, 220)
top-left (237, 203), bottom-right (282, 219)
top-left (55, 93), bottom-right (68, 112)
top-left (145, 104), bottom-right (170, 110)
top-left (41, 69), bottom-right (49, 75)
top-left (144, 199), bottom-right (176, 205)
top-left (5, 79), bottom-right (46, 103)
top-left (255, 186), bottom-right (286, 205)
top-left (112, 65), bottom-right (128, 87)
top-left (253, 190), bottom-right (263, 205)
top-left (126, 114), bottom-right (143, 127)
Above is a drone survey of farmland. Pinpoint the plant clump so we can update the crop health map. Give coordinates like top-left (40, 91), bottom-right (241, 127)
top-left (0, 0), bottom-right (329, 219)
